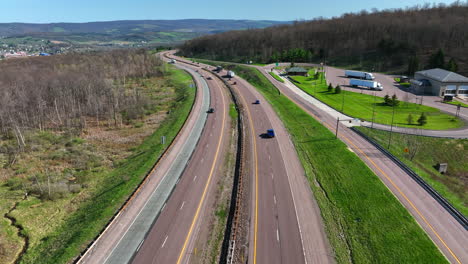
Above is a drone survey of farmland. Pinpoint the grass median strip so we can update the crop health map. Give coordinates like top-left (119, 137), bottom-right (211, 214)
top-left (268, 71), bottom-right (284, 83)
top-left (201, 60), bottom-right (446, 263)
top-left (17, 65), bottom-right (196, 264)
top-left (290, 73), bottom-right (462, 130)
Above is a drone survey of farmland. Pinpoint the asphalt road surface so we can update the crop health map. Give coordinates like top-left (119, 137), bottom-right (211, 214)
top-left (171, 56), bottom-right (334, 263)
top-left (131, 54), bottom-right (231, 264)
top-left (258, 66), bottom-right (468, 264)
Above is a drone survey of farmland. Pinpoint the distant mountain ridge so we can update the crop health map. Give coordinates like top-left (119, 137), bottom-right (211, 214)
top-left (0, 19), bottom-right (291, 37)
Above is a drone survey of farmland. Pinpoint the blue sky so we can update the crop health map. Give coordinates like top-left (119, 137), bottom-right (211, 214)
top-left (0, 0), bottom-right (458, 23)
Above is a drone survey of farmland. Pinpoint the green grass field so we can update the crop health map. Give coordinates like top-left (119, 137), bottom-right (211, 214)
top-left (207, 62), bottom-right (446, 263)
top-left (291, 73), bottom-right (463, 130)
top-left (18, 66), bottom-right (196, 264)
top-left (269, 71), bottom-right (285, 83)
top-left (356, 127), bottom-right (468, 216)
top-left (443, 100), bottom-right (468, 108)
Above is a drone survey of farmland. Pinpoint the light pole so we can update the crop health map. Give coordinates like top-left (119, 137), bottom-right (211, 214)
top-left (341, 88), bottom-right (345, 112)
top-left (371, 91), bottom-right (376, 128)
top-left (387, 104), bottom-right (396, 149)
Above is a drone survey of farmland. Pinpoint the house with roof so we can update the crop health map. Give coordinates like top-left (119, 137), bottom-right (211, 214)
top-left (411, 68), bottom-right (468, 98)
top-left (286, 67), bottom-right (309, 76)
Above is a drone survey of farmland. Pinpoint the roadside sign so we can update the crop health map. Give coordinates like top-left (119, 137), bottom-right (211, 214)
top-left (276, 62), bottom-right (279, 66)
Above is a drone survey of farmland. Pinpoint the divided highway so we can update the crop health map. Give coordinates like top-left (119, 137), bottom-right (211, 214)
top-left (131, 56), bottom-right (231, 264)
top-left (174, 55), bottom-right (334, 264)
top-left (257, 66), bottom-right (468, 264)
top-left (77, 56), bottom-right (230, 264)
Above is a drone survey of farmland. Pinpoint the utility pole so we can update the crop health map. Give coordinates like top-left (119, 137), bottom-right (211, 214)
top-left (387, 104), bottom-right (396, 149)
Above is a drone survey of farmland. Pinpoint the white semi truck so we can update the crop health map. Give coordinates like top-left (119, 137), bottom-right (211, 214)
top-left (227, 70), bottom-right (235, 78)
top-left (345, 70), bottom-right (375, 80)
top-left (349, 79), bottom-right (383, 91)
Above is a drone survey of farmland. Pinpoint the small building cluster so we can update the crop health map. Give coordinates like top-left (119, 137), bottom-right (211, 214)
top-left (411, 68), bottom-right (468, 98)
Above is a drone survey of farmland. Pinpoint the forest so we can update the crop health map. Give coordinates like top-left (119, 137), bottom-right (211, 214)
top-left (0, 49), bottom-right (162, 149)
top-left (179, 2), bottom-right (468, 75)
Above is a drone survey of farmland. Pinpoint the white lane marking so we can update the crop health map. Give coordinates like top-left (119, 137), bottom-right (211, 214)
top-left (201, 158), bottom-right (204, 163)
top-left (193, 175), bottom-right (197, 181)
top-left (269, 155), bottom-right (271, 160)
top-left (180, 201), bottom-right (185, 210)
top-left (271, 173), bottom-right (274, 179)
top-left (161, 235), bottom-right (168, 248)
top-left (276, 229), bottom-right (280, 242)
top-left (161, 203), bottom-right (167, 211)
top-left (136, 239), bottom-right (144, 252)
top-left (273, 195), bottom-right (277, 205)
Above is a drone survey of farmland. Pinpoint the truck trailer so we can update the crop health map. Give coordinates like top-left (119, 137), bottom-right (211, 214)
top-left (345, 70), bottom-right (375, 80)
top-left (349, 79), bottom-right (383, 91)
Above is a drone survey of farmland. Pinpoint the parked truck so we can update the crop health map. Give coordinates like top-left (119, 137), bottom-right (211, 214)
top-left (349, 79), bottom-right (383, 91)
top-left (227, 70), bottom-right (235, 78)
top-left (345, 70), bottom-right (375, 80)
top-left (169, 59), bottom-right (176, 64)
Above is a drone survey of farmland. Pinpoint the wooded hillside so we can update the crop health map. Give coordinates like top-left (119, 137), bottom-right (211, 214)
top-left (180, 2), bottom-right (468, 75)
top-left (0, 49), bottom-right (161, 145)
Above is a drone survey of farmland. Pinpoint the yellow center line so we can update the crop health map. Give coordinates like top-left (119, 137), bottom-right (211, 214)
top-left (279, 87), bottom-right (462, 264)
top-left (176, 73), bottom-right (227, 264)
top-left (231, 80), bottom-right (259, 264)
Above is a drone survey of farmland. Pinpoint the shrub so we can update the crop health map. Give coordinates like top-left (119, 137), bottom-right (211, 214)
top-left (335, 85), bottom-right (342, 94)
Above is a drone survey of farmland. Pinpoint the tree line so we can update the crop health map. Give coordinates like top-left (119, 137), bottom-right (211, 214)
top-left (180, 2), bottom-right (468, 75)
top-left (0, 49), bottom-right (162, 149)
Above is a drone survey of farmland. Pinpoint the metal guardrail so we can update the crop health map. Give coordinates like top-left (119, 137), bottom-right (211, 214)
top-left (351, 127), bottom-right (468, 230)
top-left (199, 67), bottom-right (245, 264)
top-left (173, 56), bottom-right (245, 264)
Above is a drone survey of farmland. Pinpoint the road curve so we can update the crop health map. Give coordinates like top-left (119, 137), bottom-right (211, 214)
top-left (257, 65), bottom-right (468, 264)
top-left (130, 54), bottom-right (231, 263)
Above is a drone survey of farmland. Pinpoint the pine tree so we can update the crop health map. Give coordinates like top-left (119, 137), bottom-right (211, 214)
top-left (391, 94), bottom-right (400, 106)
top-left (328, 83), bottom-right (333, 92)
top-left (407, 114), bottom-right (414, 124)
top-left (445, 58), bottom-right (458, 72)
top-left (428, 48), bottom-right (445, 69)
top-left (384, 94), bottom-right (391, 105)
top-left (417, 112), bottom-right (427, 126)
top-left (407, 55), bottom-right (419, 76)
top-left (335, 85), bottom-right (342, 94)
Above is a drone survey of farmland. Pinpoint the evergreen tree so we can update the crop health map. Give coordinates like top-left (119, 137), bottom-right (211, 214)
top-left (417, 112), bottom-right (427, 126)
top-left (391, 94), bottom-right (400, 106)
top-left (335, 85), bottom-right (342, 94)
top-left (445, 58), bottom-right (458, 72)
top-left (428, 48), bottom-right (445, 68)
top-left (407, 55), bottom-right (419, 76)
top-left (384, 94), bottom-right (391, 105)
top-left (407, 114), bottom-right (414, 124)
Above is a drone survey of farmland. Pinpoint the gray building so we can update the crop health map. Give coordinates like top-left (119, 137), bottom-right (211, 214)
top-left (411, 68), bottom-right (468, 98)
